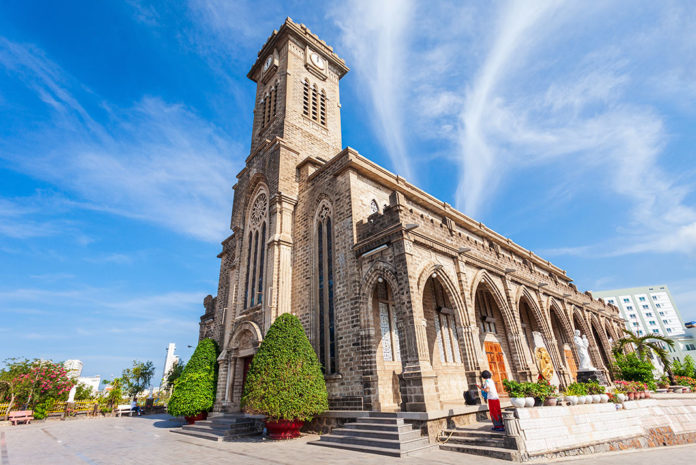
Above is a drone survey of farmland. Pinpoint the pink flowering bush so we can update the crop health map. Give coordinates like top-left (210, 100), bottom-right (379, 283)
top-left (0, 358), bottom-right (75, 417)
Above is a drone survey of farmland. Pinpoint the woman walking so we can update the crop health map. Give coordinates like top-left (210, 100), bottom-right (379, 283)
top-left (480, 370), bottom-right (504, 431)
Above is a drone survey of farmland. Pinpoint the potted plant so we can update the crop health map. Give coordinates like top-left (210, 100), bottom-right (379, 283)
top-left (586, 381), bottom-right (606, 403)
top-left (521, 382), bottom-right (536, 407)
top-left (503, 380), bottom-right (526, 408)
top-left (241, 314), bottom-right (328, 440)
top-left (534, 379), bottom-right (558, 406)
top-left (167, 338), bottom-right (218, 424)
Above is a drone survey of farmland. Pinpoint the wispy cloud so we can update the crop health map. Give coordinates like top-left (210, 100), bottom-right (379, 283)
top-left (0, 38), bottom-right (238, 243)
top-left (331, 0), bottom-right (417, 181)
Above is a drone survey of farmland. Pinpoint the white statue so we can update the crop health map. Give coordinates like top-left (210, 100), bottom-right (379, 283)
top-left (574, 329), bottom-right (595, 371)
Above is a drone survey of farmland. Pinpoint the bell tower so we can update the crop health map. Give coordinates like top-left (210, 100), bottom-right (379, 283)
top-left (247, 18), bottom-right (349, 159)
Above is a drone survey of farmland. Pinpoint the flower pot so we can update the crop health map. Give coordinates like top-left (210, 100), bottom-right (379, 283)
top-left (577, 395), bottom-right (585, 404)
top-left (583, 395), bottom-right (592, 404)
top-left (628, 392), bottom-right (636, 400)
top-left (566, 395), bottom-right (578, 405)
top-left (543, 397), bottom-right (558, 407)
top-left (265, 419), bottom-right (304, 440)
top-left (617, 393), bottom-right (626, 402)
top-left (639, 392), bottom-right (645, 399)
top-left (644, 391), bottom-right (651, 398)
top-left (591, 395), bottom-right (601, 403)
top-left (184, 411), bottom-right (207, 425)
top-left (511, 397), bottom-right (526, 408)
top-left (599, 394), bottom-right (609, 403)
top-left (524, 397), bottom-right (535, 408)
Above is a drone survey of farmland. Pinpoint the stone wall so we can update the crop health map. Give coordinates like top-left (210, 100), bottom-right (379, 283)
top-left (505, 395), bottom-right (696, 461)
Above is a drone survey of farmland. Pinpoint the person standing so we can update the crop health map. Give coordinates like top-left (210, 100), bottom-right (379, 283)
top-left (480, 370), bottom-right (504, 431)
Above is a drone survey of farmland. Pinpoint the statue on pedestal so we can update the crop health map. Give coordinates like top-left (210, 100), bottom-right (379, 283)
top-left (574, 329), bottom-right (595, 371)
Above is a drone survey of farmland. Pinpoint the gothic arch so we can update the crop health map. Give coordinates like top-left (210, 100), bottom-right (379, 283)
top-left (571, 308), bottom-right (604, 370)
top-left (591, 315), bottom-right (613, 369)
top-left (416, 263), bottom-right (467, 324)
top-left (244, 174), bottom-right (269, 211)
top-left (470, 270), bottom-right (514, 327)
top-left (515, 286), bottom-right (553, 341)
top-left (229, 321), bottom-right (263, 356)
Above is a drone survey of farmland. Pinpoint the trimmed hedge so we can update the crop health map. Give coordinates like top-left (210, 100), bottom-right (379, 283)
top-left (167, 338), bottom-right (218, 417)
top-left (241, 313), bottom-right (327, 421)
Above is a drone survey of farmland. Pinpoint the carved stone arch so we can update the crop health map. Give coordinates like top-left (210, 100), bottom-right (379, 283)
top-left (470, 270), bottom-right (515, 328)
top-left (229, 321), bottom-right (263, 357)
top-left (416, 263), bottom-right (466, 321)
top-left (571, 307), bottom-right (604, 371)
top-left (590, 314), bottom-right (613, 367)
top-left (547, 298), bottom-right (578, 384)
top-left (359, 260), bottom-right (405, 411)
top-left (548, 298), bottom-right (574, 340)
top-left (313, 197), bottom-right (333, 225)
top-left (515, 286), bottom-right (553, 341)
top-left (244, 173), bottom-right (269, 212)
top-left (245, 182), bottom-right (269, 223)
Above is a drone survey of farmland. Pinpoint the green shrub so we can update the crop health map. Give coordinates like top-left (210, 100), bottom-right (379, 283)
top-left (502, 379), bottom-right (524, 398)
top-left (33, 402), bottom-right (47, 420)
top-left (612, 352), bottom-right (654, 383)
top-left (672, 356), bottom-right (695, 378)
top-left (565, 382), bottom-right (588, 396)
top-left (586, 381), bottom-right (605, 395)
top-left (167, 338), bottom-right (219, 417)
top-left (241, 313), bottom-right (327, 421)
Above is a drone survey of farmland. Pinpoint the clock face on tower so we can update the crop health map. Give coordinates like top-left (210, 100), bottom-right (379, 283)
top-left (310, 52), bottom-right (324, 69)
top-left (263, 55), bottom-right (273, 72)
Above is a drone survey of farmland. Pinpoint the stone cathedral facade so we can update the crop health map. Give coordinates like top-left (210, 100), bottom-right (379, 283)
top-left (198, 18), bottom-right (626, 415)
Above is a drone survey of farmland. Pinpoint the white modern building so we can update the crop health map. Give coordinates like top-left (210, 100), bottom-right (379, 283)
top-left (160, 342), bottom-right (180, 387)
top-left (594, 285), bottom-right (696, 362)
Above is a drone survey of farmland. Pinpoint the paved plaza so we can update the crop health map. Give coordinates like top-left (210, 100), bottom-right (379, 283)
top-left (1, 414), bottom-right (695, 465)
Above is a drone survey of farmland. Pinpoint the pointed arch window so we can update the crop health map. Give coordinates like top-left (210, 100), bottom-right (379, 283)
top-left (431, 279), bottom-right (461, 364)
top-left (375, 279), bottom-right (401, 362)
top-left (244, 191), bottom-right (268, 309)
top-left (316, 202), bottom-right (336, 374)
top-left (303, 79), bottom-right (310, 116)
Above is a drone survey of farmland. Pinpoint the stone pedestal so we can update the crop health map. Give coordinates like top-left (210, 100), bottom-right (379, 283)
top-left (576, 369), bottom-right (607, 385)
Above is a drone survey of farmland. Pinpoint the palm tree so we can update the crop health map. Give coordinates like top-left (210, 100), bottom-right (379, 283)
top-left (614, 329), bottom-right (676, 384)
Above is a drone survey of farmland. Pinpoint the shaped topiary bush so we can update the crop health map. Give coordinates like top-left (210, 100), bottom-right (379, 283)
top-left (241, 313), bottom-right (328, 421)
top-left (167, 338), bottom-right (219, 417)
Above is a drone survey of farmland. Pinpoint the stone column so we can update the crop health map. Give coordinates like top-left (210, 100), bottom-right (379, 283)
top-left (453, 255), bottom-right (483, 385)
top-left (264, 192), bottom-right (297, 332)
top-left (392, 235), bottom-right (441, 412)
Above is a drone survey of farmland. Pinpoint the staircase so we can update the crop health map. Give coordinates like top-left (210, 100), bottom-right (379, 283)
top-left (438, 423), bottom-right (520, 461)
top-left (308, 413), bottom-right (432, 457)
top-left (171, 414), bottom-right (262, 442)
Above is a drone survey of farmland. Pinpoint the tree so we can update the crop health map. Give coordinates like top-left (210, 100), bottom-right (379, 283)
top-left (74, 383), bottom-right (95, 401)
top-left (102, 377), bottom-right (125, 408)
top-left (614, 330), bottom-right (676, 383)
top-left (672, 355), bottom-right (696, 378)
top-left (122, 360), bottom-right (155, 400)
top-left (241, 313), bottom-right (328, 422)
top-left (167, 339), bottom-right (218, 417)
top-left (164, 360), bottom-right (184, 391)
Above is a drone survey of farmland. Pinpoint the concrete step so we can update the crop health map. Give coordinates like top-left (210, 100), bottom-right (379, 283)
top-left (439, 443), bottom-right (519, 461)
top-left (354, 417), bottom-right (404, 425)
top-left (331, 427), bottom-right (422, 441)
top-left (310, 439), bottom-right (434, 457)
top-left (171, 429), bottom-right (226, 442)
top-left (342, 422), bottom-right (412, 433)
top-left (181, 425), bottom-right (228, 436)
top-left (439, 433), bottom-right (514, 449)
top-left (367, 412), bottom-right (400, 418)
top-left (317, 433), bottom-right (429, 452)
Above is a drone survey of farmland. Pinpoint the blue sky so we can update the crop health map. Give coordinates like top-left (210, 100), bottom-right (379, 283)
top-left (1, 0), bottom-right (695, 384)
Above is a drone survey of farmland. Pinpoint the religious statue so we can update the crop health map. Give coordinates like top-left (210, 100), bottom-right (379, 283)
top-left (574, 329), bottom-right (595, 371)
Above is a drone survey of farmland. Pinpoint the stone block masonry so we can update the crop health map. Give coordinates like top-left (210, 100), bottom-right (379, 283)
top-left (503, 394), bottom-right (696, 461)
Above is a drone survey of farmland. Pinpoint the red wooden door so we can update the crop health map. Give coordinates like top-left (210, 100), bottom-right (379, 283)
top-left (484, 341), bottom-right (508, 397)
top-left (564, 349), bottom-right (578, 382)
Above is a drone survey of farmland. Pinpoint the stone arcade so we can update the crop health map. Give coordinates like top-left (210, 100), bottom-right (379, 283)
top-left (198, 18), bottom-right (625, 420)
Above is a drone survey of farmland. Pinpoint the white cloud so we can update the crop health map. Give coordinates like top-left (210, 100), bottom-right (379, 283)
top-left (0, 38), bottom-right (239, 243)
top-left (331, 0), bottom-right (417, 181)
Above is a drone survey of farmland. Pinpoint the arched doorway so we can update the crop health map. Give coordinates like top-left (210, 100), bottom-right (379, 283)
top-left (474, 282), bottom-right (515, 396)
top-left (518, 296), bottom-right (553, 378)
top-left (572, 312), bottom-right (602, 371)
top-left (591, 319), bottom-right (612, 374)
top-left (372, 278), bottom-right (403, 411)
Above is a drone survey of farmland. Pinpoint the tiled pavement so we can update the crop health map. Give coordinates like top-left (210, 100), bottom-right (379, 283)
top-left (1, 414), bottom-right (694, 465)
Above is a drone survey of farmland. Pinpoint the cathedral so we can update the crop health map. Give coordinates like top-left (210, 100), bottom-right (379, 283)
top-left (198, 18), bottom-right (625, 418)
